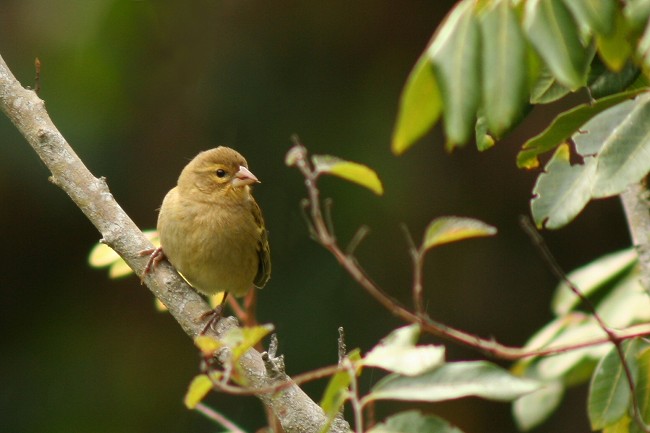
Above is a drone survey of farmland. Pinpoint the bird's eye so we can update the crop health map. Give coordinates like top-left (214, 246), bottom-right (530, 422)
top-left (215, 169), bottom-right (226, 178)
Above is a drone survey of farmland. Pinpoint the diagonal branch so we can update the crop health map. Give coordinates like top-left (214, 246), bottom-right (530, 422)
top-left (0, 54), bottom-right (348, 433)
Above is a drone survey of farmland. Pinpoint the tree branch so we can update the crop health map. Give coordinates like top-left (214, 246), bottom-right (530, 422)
top-left (621, 179), bottom-right (650, 296)
top-left (288, 138), bottom-right (650, 361)
top-left (0, 54), bottom-right (348, 433)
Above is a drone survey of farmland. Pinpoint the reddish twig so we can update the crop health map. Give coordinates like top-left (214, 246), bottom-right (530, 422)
top-left (520, 217), bottom-right (650, 433)
top-left (33, 57), bottom-right (41, 94)
top-left (195, 403), bottom-right (247, 433)
top-left (287, 138), bottom-right (650, 363)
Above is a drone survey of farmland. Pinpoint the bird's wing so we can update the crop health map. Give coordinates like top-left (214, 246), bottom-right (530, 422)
top-left (252, 200), bottom-right (271, 288)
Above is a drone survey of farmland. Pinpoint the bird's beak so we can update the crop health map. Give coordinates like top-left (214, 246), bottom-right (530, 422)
top-left (232, 165), bottom-right (260, 187)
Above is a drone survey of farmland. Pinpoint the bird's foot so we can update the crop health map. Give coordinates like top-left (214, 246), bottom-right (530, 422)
top-left (139, 246), bottom-right (165, 284)
top-left (200, 304), bottom-right (225, 335)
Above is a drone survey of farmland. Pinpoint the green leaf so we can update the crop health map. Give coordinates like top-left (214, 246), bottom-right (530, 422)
top-left (562, 0), bottom-right (617, 37)
top-left (627, 69), bottom-right (650, 90)
top-left (588, 341), bottom-right (638, 430)
top-left (588, 61), bottom-right (641, 100)
top-left (530, 65), bottom-right (571, 104)
top-left (533, 318), bottom-right (609, 384)
top-left (320, 370), bottom-right (350, 417)
top-left (595, 12), bottom-right (632, 71)
top-left (513, 382), bottom-right (564, 431)
top-left (427, 0), bottom-right (480, 148)
top-left (475, 114), bottom-right (495, 151)
top-left (590, 93), bottom-right (650, 197)
top-left (596, 272), bottom-right (650, 328)
top-left (639, 20), bottom-right (650, 75)
top-left (574, 92), bottom-right (638, 155)
top-left (632, 347), bottom-right (650, 432)
top-left (551, 248), bottom-right (638, 315)
top-left (368, 361), bottom-right (539, 403)
top-left (524, 0), bottom-right (590, 89)
top-left (372, 323), bottom-right (421, 346)
top-left (530, 144), bottom-right (596, 229)
top-left (604, 415), bottom-right (632, 433)
top-left (517, 89), bottom-right (643, 169)
top-left (184, 374), bottom-right (213, 409)
top-left (363, 325), bottom-right (446, 376)
top-left (623, 0), bottom-right (650, 32)
top-left (312, 155), bottom-right (383, 195)
top-left (480, 0), bottom-right (529, 137)
top-left (368, 411), bottom-right (465, 433)
top-left (347, 347), bottom-right (362, 363)
top-left (513, 314), bottom-right (584, 374)
top-left (392, 56), bottom-right (442, 155)
top-left (421, 216), bottom-right (497, 252)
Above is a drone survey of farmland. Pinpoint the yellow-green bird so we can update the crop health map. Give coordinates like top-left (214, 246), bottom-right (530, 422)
top-left (145, 147), bottom-right (271, 322)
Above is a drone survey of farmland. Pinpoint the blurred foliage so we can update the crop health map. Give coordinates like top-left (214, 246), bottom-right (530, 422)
top-left (0, 1), bottom-right (635, 432)
top-left (393, 0), bottom-right (650, 232)
top-left (512, 248), bottom-right (650, 430)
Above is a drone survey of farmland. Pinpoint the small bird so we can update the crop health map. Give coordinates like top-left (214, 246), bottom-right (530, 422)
top-left (143, 147), bottom-right (271, 329)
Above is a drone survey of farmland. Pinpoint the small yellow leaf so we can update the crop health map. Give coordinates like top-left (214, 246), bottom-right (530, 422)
top-left (194, 335), bottom-right (224, 355)
top-left (108, 260), bottom-right (133, 279)
top-left (422, 216), bottom-right (496, 251)
top-left (88, 230), bottom-right (160, 279)
top-left (88, 243), bottom-right (120, 267)
top-left (154, 298), bottom-right (168, 312)
top-left (312, 155), bottom-right (383, 195)
top-left (184, 374), bottom-right (213, 409)
top-left (227, 324), bottom-right (274, 361)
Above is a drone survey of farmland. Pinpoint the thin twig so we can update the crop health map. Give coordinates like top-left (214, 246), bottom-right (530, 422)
top-left (323, 197), bottom-right (336, 241)
top-left (300, 198), bottom-right (319, 241)
top-left (520, 216), bottom-right (649, 432)
top-left (399, 224), bottom-right (426, 314)
top-left (195, 403), bottom-right (247, 433)
top-left (208, 363), bottom-right (343, 396)
top-left (399, 223), bottom-right (418, 253)
top-left (519, 217), bottom-right (609, 329)
top-left (346, 225), bottom-right (370, 257)
top-left (33, 57), bottom-right (41, 94)
top-left (227, 295), bottom-right (248, 322)
top-left (338, 327), bottom-right (347, 365)
top-left (287, 140), bottom-right (650, 361)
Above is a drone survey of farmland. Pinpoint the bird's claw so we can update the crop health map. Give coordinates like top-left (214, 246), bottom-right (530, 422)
top-left (200, 304), bottom-right (225, 335)
top-left (139, 247), bottom-right (165, 284)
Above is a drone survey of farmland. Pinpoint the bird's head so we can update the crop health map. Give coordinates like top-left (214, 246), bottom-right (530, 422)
top-left (178, 146), bottom-right (260, 199)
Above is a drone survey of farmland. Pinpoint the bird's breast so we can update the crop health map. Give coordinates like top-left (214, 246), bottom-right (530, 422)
top-left (158, 192), bottom-right (259, 297)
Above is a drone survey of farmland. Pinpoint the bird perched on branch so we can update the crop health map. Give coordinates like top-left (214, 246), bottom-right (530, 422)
top-left (143, 147), bottom-right (271, 330)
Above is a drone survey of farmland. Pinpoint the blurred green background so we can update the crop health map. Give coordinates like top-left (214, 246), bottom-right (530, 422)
top-left (0, 1), bottom-right (633, 432)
